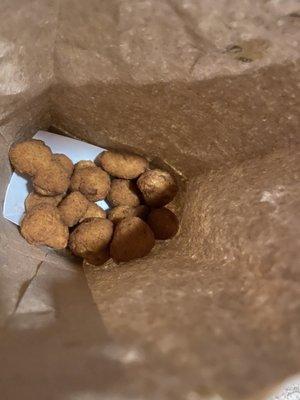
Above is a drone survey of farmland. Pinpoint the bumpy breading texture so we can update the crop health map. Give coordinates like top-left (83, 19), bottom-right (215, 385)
top-left (83, 248), bottom-right (110, 266)
top-left (79, 202), bottom-right (106, 222)
top-left (58, 191), bottom-right (89, 227)
top-left (25, 192), bottom-right (64, 212)
top-left (147, 208), bottom-right (179, 240)
top-left (33, 160), bottom-right (71, 196)
top-left (110, 217), bottom-right (155, 262)
top-left (52, 154), bottom-right (74, 176)
top-left (107, 179), bottom-right (141, 207)
top-left (108, 205), bottom-right (149, 224)
top-left (9, 139), bottom-right (53, 176)
top-left (69, 218), bottom-right (113, 257)
top-left (20, 204), bottom-right (69, 249)
top-left (96, 151), bottom-right (148, 179)
top-left (70, 166), bottom-right (110, 201)
top-left (74, 160), bottom-right (96, 170)
top-left (137, 169), bottom-right (178, 207)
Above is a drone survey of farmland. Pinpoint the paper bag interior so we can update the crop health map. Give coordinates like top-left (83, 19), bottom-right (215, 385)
top-left (0, 1), bottom-right (299, 399)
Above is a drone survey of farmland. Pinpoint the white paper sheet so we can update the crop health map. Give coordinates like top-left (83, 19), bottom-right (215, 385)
top-left (3, 130), bottom-right (109, 225)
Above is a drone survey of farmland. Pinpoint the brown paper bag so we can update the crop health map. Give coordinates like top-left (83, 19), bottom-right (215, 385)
top-left (1, 1), bottom-right (299, 399)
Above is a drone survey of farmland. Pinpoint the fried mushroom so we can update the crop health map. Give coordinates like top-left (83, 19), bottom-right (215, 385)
top-left (20, 204), bottom-right (69, 249)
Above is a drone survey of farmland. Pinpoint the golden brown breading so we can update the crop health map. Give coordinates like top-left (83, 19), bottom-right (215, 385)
top-left (69, 218), bottom-right (113, 257)
top-left (70, 166), bottom-right (110, 202)
top-left (74, 160), bottom-right (95, 170)
top-left (9, 139), bottom-right (52, 176)
top-left (52, 154), bottom-right (74, 176)
top-left (33, 160), bottom-right (71, 196)
top-left (83, 248), bottom-right (110, 266)
top-left (25, 192), bottom-right (64, 212)
top-left (20, 204), bottom-right (69, 249)
top-left (147, 208), bottom-right (179, 240)
top-left (96, 151), bottom-right (148, 179)
top-left (108, 205), bottom-right (149, 224)
top-left (137, 169), bottom-right (178, 207)
top-left (107, 179), bottom-right (141, 207)
top-left (58, 191), bottom-right (89, 227)
top-left (79, 202), bottom-right (106, 222)
top-left (110, 217), bottom-right (155, 262)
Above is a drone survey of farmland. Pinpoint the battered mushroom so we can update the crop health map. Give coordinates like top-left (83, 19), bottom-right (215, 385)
top-left (137, 169), bottom-right (178, 207)
top-left (74, 160), bottom-right (96, 170)
top-left (107, 179), bottom-right (141, 207)
top-left (110, 217), bottom-right (155, 262)
top-left (9, 139), bottom-right (52, 176)
top-left (58, 191), bottom-right (89, 227)
top-left (70, 166), bottom-right (110, 202)
top-left (33, 160), bottom-right (71, 196)
top-left (20, 204), bottom-right (69, 249)
top-left (147, 208), bottom-right (179, 240)
top-left (108, 205), bottom-right (149, 224)
top-left (25, 192), bottom-right (64, 212)
top-left (83, 248), bottom-right (110, 266)
top-left (79, 202), bottom-right (106, 222)
top-left (96, 150), bottom-right (148, 179)
top-left (52, 154), bottom-right (74, 176)
top-left (69, 218), bottom-right (113, 257)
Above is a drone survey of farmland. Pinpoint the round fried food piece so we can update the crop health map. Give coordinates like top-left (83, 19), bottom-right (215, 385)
top-left (96, 151), bottom-right (149, 179)
top-left (52, 154), bottom-right (74, 176)
top-left (147, 208), bottom-right (179, 240)
top-left (20, 204), bottom-right (69, 249)
top-left (9, 139), bottom-right (52, 176)
top-left (83, 248), bottom-right (110, 266)
top-left (137, 169), bottom-right (178, 207)
top-left (108, 205), bottom-right (149, 224)
top-left (107, 179), bottom-right (141, 207)
top-left (74, 160), bottom-right (96, 170)
top-left (110, 217), bottom-right (155, 262)
top-left (58, 191), bottom-right (89, 227)
top-left (70, 166), bottom-right (110, 202)
top-left (25, 192), bottom-right (64, 212)
top-left (33, 160), bottom-right (70, 196)
top-left (79, 202), bottom-right (106, 222)
top-left (69, 218), bottom-right (113, 257)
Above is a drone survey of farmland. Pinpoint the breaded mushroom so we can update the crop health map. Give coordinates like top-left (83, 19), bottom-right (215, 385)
top-left (58, 191), bottom-right (89, 227)
top-left (33, 160), bottom-right (70, 196)
top-left (25, 192), bottom-right (64, 212)
top-left (110, 217), bottom-right (155, 262)
top-left (52, 154), bottom-right (74, 176)
top-left (107, 179), bottom-right (141, 207)
top-left (74, 160), bottom-right (96, 170)
top-left (147, 208), bottom-right (179, 240)
top-left (108, 205), bottom-right (149, 224)
top-left (137, 169), bottom-right (178, 207)
top-left (70, 166), bottom-right (110, 202)
top-left (20, 204), bottom-right (69, 249)
top-left (69, 218), bottom-right (113, 257)
top-left (96, 151), bottom-right (148, 179)
top-left (83, 248), bottom-right (110, 266)
top-left (9, 139), bottom-right (52, 176)
top-left (79, 202), bottom-right (106, 222)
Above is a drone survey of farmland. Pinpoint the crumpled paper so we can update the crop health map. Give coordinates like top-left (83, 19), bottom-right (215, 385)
top-left (0, 0), bottom-right (299, 399)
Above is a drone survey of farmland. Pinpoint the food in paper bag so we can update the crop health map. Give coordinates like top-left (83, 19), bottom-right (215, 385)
top-left (107, 179), bottom-right (141, 207)
top-left (97, 150), bottom-right (149, 179)
top-left (21, 204), bottom-right (69, 249)
top-left (110, 217), bottom-right (155, 262)
top-left (147, 208), bottom-right (179, 240)
top-left (8, 138), bottom-right (179, 266)
top-left (79, 202), bottom-right (106, 222)
top-left (108, 205), bottom-right (149, 224)
top-left (70, 164), bottom-right (110, 201)
top-left (137, 169), bottom-right (178, 207)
